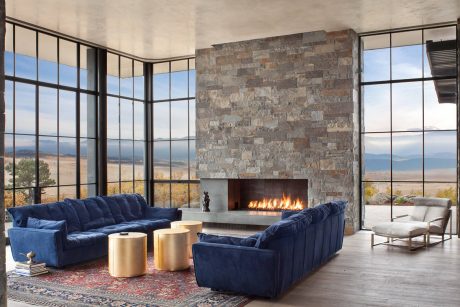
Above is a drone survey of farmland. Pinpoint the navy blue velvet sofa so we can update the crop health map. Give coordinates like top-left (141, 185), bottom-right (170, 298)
top-left (192, 201), bottom-right (347, 298)
top-left (7, 194), bottom-right (182, 268)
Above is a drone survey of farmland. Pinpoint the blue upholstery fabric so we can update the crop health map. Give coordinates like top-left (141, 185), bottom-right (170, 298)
top-left (198, 233), bottom-right (258, 247)
top-left (100, 196), bottom-right (126, 223)
top-left (193, 201), bottom-right (348, 298)
top-left (27, 218), bottom-right (67, 235)
top-left (8, 194), bottom-right (181, 268)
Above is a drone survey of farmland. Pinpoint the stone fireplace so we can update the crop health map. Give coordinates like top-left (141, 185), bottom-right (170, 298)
top-left (195, 29), bottom-right (360, 233)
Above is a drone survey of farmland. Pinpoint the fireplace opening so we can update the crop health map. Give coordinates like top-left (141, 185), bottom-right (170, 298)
top-left (228, 179), bottom-right (308, 211)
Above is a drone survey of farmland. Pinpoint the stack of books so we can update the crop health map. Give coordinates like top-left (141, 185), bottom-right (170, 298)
top-left (15, 262), bottom-right (49, 277)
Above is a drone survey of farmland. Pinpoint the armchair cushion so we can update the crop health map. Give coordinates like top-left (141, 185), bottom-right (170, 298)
top-left (372, 222), bottom-right (428, 238)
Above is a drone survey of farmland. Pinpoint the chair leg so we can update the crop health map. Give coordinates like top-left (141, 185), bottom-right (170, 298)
top-left (371, 233), bottom-right (374, 248)
top-left (423, 234), bottom-right (427, 248)
top-left (408, 237), bottom-right (412, 251)
top-left (427, 233), bottom-right (430, 246)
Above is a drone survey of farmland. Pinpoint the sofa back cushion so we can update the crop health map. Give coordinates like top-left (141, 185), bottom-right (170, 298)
top-left (198, 233), bottom-right (258, 247)
top-left (100, 196), bottom-right (126, 223)
top-left (255, 212), bottom-right (312, 249)
top-left (103, 194), bottom-right (143, 221)
top-left (124, 194), bottom-right (146, 218)
top-left (64, 198), bottom-right (115, 231)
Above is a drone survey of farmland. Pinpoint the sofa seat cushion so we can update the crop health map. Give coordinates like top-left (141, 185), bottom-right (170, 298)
top-left (27, 217), bottom-right (67, 234)
top-left (90, 224), bottom-right (140, 235)
top-left (120, 219), bottom-right (171, 232)
top-left (64, 231), bottom-right (107, 250)
top-left (372, 222), bottom-right (428, 238)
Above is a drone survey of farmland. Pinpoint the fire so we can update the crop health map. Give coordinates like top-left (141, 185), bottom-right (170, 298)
top-left (248, 194), bottom-right (305, 211)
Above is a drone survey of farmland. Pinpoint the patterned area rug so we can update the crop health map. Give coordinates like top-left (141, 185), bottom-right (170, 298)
top-left (7, 256), bottom-right (251, 307)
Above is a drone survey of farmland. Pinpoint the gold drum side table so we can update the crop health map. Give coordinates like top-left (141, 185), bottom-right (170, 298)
top-left (108, 232), bottom-right (147, 277)
top-left (171, 220), bottom-right (203, 257)
top-left (153, 228), bottom-right (190, 271)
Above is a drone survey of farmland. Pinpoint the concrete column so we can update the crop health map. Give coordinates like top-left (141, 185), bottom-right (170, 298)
top-left (0, 0), bottom-right (7, 305)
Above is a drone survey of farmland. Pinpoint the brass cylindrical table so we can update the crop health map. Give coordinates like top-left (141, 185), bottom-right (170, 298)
top-left (153, 228), bottom-right (190, 271)
top-left (171, 220), bottom-right (203, 257)
top-left (108, 232), bottom-right (147, 277)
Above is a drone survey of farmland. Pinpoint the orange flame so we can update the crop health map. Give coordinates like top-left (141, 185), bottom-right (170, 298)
top-left (248, 194), bottom-right (305, 211)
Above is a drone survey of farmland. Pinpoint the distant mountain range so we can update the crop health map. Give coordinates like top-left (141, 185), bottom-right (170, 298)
top-left (365, 153), bottom-right (456, 171)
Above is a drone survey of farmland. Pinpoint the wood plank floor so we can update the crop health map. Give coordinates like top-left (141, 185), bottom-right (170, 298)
top-left (6, 231), bottom-right (460, 307)
top-left (249, 232), bottom-right (460, 307)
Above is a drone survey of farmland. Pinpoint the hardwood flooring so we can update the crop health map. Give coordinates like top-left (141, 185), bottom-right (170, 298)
top-left (6, 231), bottom-right (460, 307)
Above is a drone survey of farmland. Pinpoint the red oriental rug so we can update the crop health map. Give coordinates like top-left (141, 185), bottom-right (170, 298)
top-left (7, 256), bottom-right (251, 307)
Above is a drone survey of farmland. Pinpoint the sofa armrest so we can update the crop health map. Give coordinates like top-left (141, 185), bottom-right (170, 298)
top-left (144, 207), bottom-right (182, 221)
top-left (281, 210), bottom-right (297, 219)
top-left (192, 242), bottom-right (280, 298)
top-left (8, 227), bottom-right (64, 267)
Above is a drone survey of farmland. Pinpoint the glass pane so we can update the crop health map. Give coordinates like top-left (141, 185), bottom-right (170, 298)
top-left (392, 132), bottom-right (423, 181)
top-left (189, 99), bottom-right (196, 138)
top-left (362, 34), bottom-right (390, 82)
top-left (59, 185), bottom-right (76, 201)
top-left (424, 80), bottom-right (456, 130)
top-left (80, 138), bottom-right (97, 184)
top-left (171, 141), bottom-right (188, 180)
top-left (59, 137), bottom-right (76, 185)
top-left (362, 182), bottom-right (391, 229)
top-left (153, 62), bottom-right (169, 100)
top-left (80, 45), bottom-right (97, 90)
top-left (134, 61), bottom-right (144, 99)
top-left (38, 33), bottom-right (58, 83)
top-left (190, 140), bottom-right (197, 180)
top-left (171, 100), bottom-right (188, 140)
top-left (39, 87), bottom-right (58, 136)
top-left (134, 141), bottom-right (145, 180)
top-left (120, 140), bottom-right (134, 181)
top-left (134, 181), bottom-right (145, 196)
top-left (392, 182), bottom-right (423, 220)
top-left (4, 189), bottom-right (14, 210)
top-left (154, 102), bottom-right (169, 140)
top-left (15, 135), bottom-right (36, 187)
top-left (80, 93), bottom-right (97, 138)
top-left (38, 137), bottom-right (58, 187)
top-left (424, 131), bottom-right (456, 182)
top-left (154, 141), bottom-right (170, 180)
top-left (5, 23), bottom-right (13, 76)
top-left (107, 140), bottom-right (120, 182)
top-left (5, 81), bottom-right (13, 133)
top-left (362, 134), bottom-right (390, 181)
top-left (423, 26), bottom-right (456, 78)
top-left (15, 82), bottom-right (36, 134)
top-left (107, 97), bottom-right (120, 139)
top-left (120, 57), bottom-right (133, 97)
top-left (121, 181), bottom-right (134, 194)
top-left (189, 59), bottom-right (196, 97)
top-left (59, 39), bottom-right (77, 87)
top-left (15, 26), bottom-right (36, 80)
top-left (41, 187), bottom-right (58, 204)
top-left (134, 101), bottom-right (145, 140)
top-left (59, 90), bottom-right (76, 137)
top-left (107, 182), bottom-right (120, 196)
top-left (171, 183), bottom-right (188, 208)
top-left (154, 183), bottom-right (170, 208)
top-left (362, 84), bottom-right (390, 132)
top-left (15, 188), bottom-right (35, 206)
top-left (392, 82), bottom-right (422, 131)
top-left (392, 30), bottom-right (422, 80)
top-left (190, 183), bottom-right (200, 208)
top-left (120, 99), bottom-right (133, 139)
top-left (81, 184), bottom-right (96, 198)
top-left (4, 135), bottom-right (14, 189)
top-left (107, 53), bottom-right (119, 95)
top-left (171, 60), bottom-right (188, 99)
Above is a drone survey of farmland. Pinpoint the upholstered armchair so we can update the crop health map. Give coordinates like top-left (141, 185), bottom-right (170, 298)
top-left (392, 197), bottom-right (452, 244)
top-left (371, 197), bottom-right (452, 250)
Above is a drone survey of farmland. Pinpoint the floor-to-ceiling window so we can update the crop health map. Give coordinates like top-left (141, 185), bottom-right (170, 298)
top-left (4, 22), bottom-right (98, 209)
top-left (360, 25), bottom-right (458, 233)
top-left (151, 59), bottom-right (199, 208)
top-left (106, 53), bottom-right (147, 196)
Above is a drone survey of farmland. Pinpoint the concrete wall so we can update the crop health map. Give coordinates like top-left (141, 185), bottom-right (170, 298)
top-left (196, 30), bottom-right (360, 233)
